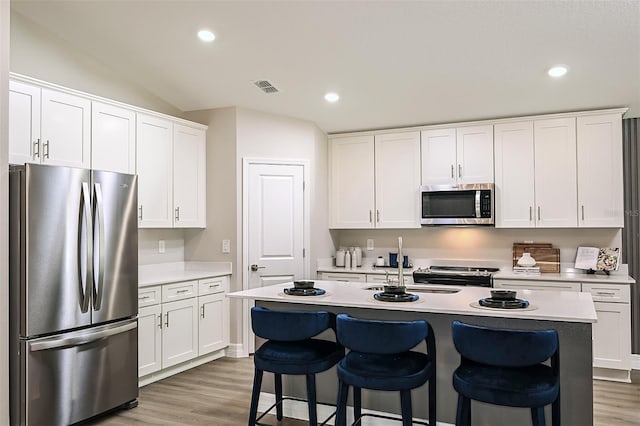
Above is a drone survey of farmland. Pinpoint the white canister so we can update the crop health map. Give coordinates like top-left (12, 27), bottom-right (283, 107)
top-left (517, 252), bottom-right (537, 267)
top-left (344, 250), bottom-right (351, 268)
top-left (335, 249), bottom-right (345, 267)
top-left (375, 256), bottom-right (385, 267)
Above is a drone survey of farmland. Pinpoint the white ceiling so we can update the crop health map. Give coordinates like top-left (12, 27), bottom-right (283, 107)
top-left (11, 0), bottom-right (640, 134)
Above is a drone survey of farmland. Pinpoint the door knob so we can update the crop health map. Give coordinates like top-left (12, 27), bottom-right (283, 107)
top-left (250, 264), bottom-right (266, 272)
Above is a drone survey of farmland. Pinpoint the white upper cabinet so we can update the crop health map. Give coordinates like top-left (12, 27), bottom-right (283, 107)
top-left (9, 80), bottom-right (90, 168)
top-left (374, 132), bottom-right (421, 228)
top-left (421, 125), bottom-right (493, 185)
top-left (173, 124), bottom-right (206, 228)
top-left (534, 117), bottom-right (577, 227)
top-left (329, 132), bottom-right (420, 229)
top-left (330, 135), bottom-right (375, 228)
top-left (8, 80), bottom-right (40, 165)
top-left (91, 101), bottom-right (136, 174)
top-left (137, 114), bottom-right (174, 228)
top-left (577, 113), bottom-right (624, 227)
top-left (494, 121), bottom-right (536, 228)
top-left (420, 128), bottom-right (457, 185)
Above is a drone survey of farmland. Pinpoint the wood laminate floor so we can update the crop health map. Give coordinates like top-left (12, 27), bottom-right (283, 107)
top-left (89, 357), bottom-right (640, 426)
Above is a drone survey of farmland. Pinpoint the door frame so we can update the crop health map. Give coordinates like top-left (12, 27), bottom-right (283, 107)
top-left (241, 158), bottom-right (310, 354)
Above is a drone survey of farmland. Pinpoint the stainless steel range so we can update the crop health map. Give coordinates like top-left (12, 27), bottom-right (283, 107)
top-left (412, 265), bottom-right (500, 287)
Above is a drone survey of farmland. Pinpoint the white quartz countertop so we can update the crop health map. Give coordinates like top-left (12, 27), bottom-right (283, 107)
top-left (317, 265), bottom-right (417, 275)
top-left (227, 280), bottom-right (597, 323)
top-left (494, 270), bottom-right (635, 284)
top-left (139, 262), bottom-right (232, 288)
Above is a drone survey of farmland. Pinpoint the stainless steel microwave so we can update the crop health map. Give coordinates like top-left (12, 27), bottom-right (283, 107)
top-left (420, 183), bottom-right (494, 225)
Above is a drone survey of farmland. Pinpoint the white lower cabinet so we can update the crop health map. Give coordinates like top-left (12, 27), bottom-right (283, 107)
top-left (317, 272), bottom-right (366, 282)
top-left (493, 278), bottom-right (631, 381)
top-left (137, 275), bottom-right (230, 385)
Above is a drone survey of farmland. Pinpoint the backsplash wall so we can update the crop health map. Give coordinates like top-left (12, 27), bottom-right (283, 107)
top-left (332, 227), bottom-right (622, 268)
top-left (139, 229), bottom-right (185, 265)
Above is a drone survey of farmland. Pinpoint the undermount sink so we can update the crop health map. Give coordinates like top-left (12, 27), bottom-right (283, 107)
top-left (364, 285), bottom-right (461, 294)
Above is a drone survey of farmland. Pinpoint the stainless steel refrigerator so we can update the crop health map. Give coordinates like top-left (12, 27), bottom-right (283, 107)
top-left (9, 163), bottom-right (139, 425)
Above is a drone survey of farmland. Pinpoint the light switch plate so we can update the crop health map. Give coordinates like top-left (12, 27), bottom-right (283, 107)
top-left (222, 239), bottom-right (231, 253)
top-left (366, 239), bottom-right (374, 250)
top-left (158, 240), bottom-right (165, 253)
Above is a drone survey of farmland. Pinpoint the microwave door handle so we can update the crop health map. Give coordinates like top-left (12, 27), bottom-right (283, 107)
top-left (475, 190), bottom-right (481, 218)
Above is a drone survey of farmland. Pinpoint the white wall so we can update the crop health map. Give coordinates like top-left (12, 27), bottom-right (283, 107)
top-left (1, 2), bottom-right (10, 423)
top-left (10, 11), bottom-right (184, 118)
top-left (334, 227), bottom-right (622, 268)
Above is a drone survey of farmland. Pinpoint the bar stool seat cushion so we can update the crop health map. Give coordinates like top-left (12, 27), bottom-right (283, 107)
top-left (255, 339), bottom-right (345, 375)
top-left (338, 351), bottom-right (433, 391)
top-left (453, 361), bottom-right (559, 408)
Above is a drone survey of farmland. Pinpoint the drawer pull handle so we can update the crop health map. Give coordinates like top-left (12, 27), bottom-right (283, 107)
top-left (209, 284), bottom-right (220, 289)
top-left (201, 306), bottom-right (205, 319)
top-left (165, 313), bottom-right (169, 328)
top-left (176, 289), bottom-right (190, 294)
top-left (595, 291), bottom-right (616, 296)
top-left (139, 295), bottom-right (150, 300)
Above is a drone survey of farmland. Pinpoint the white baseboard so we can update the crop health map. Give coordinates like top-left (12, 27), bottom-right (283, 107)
top-left (631, 354), bottom-right (640, 370)
top-left (225, 343), bottom-right (248, 358)
top-left (257, 392), bottom-right (452, 426)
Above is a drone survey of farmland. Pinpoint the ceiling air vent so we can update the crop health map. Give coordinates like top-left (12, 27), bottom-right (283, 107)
top-left (253, 80), bottom-right (279, 94)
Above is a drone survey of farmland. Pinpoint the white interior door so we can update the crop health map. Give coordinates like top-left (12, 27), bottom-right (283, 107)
top-left (247, 163), bottom-right (305, 289)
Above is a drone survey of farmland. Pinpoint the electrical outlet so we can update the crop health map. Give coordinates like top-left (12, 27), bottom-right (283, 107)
top-left (222, 239), bottom-right (231, 253)
top-left (158, 240), bottom-right (165, 253)
top-left (366, 239), bottom-right (374, 250)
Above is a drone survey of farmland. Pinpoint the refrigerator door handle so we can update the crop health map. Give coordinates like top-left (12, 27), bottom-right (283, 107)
top-left (28, 321), bottom-right (137, 352)
top-left (80, 182), bottom-right (93, 313)
top-left (93, 183), bottom-right (106, 311)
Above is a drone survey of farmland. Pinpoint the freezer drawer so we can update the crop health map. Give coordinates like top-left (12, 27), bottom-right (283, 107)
top-left (15, 319), bottom-right (138, 425)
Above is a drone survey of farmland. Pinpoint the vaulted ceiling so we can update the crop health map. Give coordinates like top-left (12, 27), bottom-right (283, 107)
top-left (11, 0), bottom-right (640, 133)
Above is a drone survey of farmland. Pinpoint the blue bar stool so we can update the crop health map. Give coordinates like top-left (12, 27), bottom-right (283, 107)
top-left (335, 314), bottom-right (436, 426)
top-left (248, 306), bottom-right (345, 426)
top-left (451, 321), bottom-right (560, 426)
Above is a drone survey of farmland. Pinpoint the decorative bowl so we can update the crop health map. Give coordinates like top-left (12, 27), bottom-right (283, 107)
top-left (490, 289), bottom-right (517, 300)
top-left (293, 280), bottom-right (315, 289)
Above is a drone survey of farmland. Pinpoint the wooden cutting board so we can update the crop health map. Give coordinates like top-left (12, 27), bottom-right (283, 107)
top-left (513, 243), bottom-right (560, 273)
top-left (512, 243), bottom-right (553, 267)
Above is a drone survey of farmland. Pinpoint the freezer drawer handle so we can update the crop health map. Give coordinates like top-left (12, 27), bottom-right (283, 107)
top-left (29, 321), bottom-right (137, 352)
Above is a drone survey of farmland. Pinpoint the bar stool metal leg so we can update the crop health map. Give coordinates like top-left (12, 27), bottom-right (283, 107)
top-left (274, 373), bottom-right (283, 421)
top-left (400, 390), bottom-right (412, 426)
top-left (335, 381), bottom-right (349, 426)
top-left (248, 368), bottom-right (264, 426)
top-left (353, 387), bottom-right (362, 424)
top-left (531, 407), bottom-right (545, 426)
top-left (306, 373), bottom-right (318, 426)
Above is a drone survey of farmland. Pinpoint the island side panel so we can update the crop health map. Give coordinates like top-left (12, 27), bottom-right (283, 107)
top-left (257, 301), bottom-right (593, 426)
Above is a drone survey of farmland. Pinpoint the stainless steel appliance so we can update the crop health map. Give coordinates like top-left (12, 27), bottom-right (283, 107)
top-left (413, 265), bottom-right (499, 287)
top-left (420, 183), bottom-right (494, 225)
top-left (9, 163), bottom-right (139, 425)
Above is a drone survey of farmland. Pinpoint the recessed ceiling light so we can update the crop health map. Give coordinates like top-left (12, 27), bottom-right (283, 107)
top-left (198, 30), bottom-right (215, 42)
top-left (548, 65), bottom-right (568, 78)
top-left (325, 92), bottom-right (340, 103)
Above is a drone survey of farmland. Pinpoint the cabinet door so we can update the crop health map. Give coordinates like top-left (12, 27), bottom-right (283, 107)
top-left (421, 128), bottom-right (456, 185)
top-left (173, 124), bottom-right (206, 228)
top-left (374, 132), bottom-right (421, 228)
top-left (456, 125), bottom-right (494, 184)
top-left (136, 113), bottom-right (173, 227)
top-left (329, 136), bottom-right (375, 228)
top-left (162, 298), bottom-right (199, 368)
top-left (534, 117), bottom-right (577, 227)
top-left (577, 114), bottom-right (624, 227)
top-left (494, 121), bottom-right (535, 228)
top-left (493, 280), bottom-right (581, 292)
top-left (591, 301), bottom-right (631, 370)
top-left (138, 304), bottom-right (162, 377)
top-left (198, 293), bottom-right (229, 356)
top-left (40, 88), bottom-right (91, 168)
top-left (91, 101), bottom-right (136, 174)
top-left (8, 80), bottom-right (41, 165)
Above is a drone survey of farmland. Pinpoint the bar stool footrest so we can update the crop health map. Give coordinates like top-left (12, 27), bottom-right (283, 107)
top-left (254, 397), bottom-right (337, 426)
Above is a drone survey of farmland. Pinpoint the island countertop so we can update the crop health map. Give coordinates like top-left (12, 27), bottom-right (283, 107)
top-left (227, 280), bottom-right (597, 323)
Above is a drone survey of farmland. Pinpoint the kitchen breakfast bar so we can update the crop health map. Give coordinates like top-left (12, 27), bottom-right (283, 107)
top-left (228, 281), bottom-right (597, 426)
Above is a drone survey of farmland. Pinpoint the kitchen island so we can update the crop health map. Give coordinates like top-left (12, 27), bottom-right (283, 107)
top-left (229, 281), bottom-right (597, 426)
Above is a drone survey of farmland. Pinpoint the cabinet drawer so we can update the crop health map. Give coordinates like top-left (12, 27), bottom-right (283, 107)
top-left (493, 280), bottom-right (581, 292)
top-left (138, 286), bottom-right (162, 307)
top-left (582, 283), bottom-right (630, 303)
top-left (199, 276), bottom-right (228, 296)
top-left (318, 272), bottom-right (366, 282)
top-left (162, 280), bottom-right (198, 302)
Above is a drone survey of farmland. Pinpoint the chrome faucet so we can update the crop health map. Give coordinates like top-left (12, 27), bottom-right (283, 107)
top-left (397, 236), bottom-right (404, 288)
